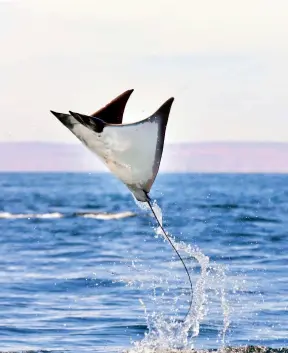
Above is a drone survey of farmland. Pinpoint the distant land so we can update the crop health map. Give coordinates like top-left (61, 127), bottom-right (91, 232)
top-left (0, 142), bottom-right (287, 173)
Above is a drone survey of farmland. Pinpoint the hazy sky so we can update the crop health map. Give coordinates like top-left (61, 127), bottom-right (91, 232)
top-left (1, 0), bottom-right (288, 143)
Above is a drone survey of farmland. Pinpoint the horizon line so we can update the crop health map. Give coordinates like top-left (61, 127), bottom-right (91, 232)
top-left (0, 170), bottom-right (288, 175)
top-left (1, 140), bottom-right (288, 145)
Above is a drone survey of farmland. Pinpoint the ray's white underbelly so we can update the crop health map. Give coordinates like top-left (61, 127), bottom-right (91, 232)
top-left (72, 121), bottom-right (158, 189)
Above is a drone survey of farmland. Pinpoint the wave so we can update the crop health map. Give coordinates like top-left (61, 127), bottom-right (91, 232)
top-left (237, 215), bottom-right (279, 223)
top-left (0, 212), bottom-right (63, 219)
top-left (0, 211), bottom-right (136, 220)
top-left (198, 203), bottom-right (239, 210)
top-left (77, 211), bottom-right (136, 220)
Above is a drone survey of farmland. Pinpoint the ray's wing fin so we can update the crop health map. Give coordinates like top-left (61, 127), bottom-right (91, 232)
top-left (139, 97), bottom-right (174, 192)
top-left (91, 89), bottom-right (133, 124)
top-left (100, 97), bottom-right (174, 201)
top-left (50, 111), bottom-right (98, 147)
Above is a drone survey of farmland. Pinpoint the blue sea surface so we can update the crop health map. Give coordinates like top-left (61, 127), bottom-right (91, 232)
top-left (0, 173), bottom-right (287, 352)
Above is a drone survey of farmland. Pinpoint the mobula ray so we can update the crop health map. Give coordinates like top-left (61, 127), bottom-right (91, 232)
top-left (51, 89), bottom-right (193, 320)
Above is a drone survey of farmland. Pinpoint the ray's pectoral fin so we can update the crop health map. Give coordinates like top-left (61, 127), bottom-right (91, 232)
top-left (135, 97), bottom-right (174, 199)
top-left (103, 97), bottom-right (174, 202)
top-left (144, 97), bottom-right (175, 182)
top-left (91, 89), bottom-right (133, 124)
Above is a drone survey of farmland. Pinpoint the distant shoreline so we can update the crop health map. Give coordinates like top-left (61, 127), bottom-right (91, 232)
top-left (1, 141), bottom-right (288, 173)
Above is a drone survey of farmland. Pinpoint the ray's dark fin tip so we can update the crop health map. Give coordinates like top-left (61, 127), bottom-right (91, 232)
top-left (109, 88), bottom-right (134, 103)
top-left (50, 110), bottom-right (60, 117)
top-left (124, 88), bottom-right (134, 94)
top-left (50, 110), bottom-right (68, 119)
top-left (90, 88), bottom-right (134, 123)
top-left (69, 111), bottom-right (84, 121)
top-left (70, 111), bottom-right (96, 119)
top-left (69, 111), bottom-right (105, 133)
top-left (115, 88), bottom-right (134, 99)
top-left (69, 111), bottom-right (78, 117)
top-left (69, 111), bottom-right (88, 120)
top-left (156, 97), bottom-right (175, 117)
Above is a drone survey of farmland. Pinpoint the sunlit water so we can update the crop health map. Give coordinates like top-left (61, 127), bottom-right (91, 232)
top-left (0, 173), bottom-right (287, 352)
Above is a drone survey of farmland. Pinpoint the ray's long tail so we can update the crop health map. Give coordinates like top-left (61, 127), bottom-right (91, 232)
top-left (145, 196), bottom-right (193, 322)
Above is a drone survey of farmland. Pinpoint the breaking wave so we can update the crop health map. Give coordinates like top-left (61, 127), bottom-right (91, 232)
top-left (79, 211), bottom-right (136, 220)
top-left (0, 211), bottom-right (136, 220)
top-left (0, 212), bottom-right (63, 219)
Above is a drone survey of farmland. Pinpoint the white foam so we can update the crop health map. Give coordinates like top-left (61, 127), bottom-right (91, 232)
top-left (0, 211), bottom-right (136, 220)
top-left (0, 212), bottom-right (63, 219)
top-left (82, 211), bottom-right (135, 220)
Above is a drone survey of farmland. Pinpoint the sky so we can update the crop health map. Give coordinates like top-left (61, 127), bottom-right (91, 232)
top-left (1, 0), bottom-right (288, 143)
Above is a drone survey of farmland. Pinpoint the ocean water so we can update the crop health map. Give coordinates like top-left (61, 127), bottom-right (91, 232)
top-left (0, 173), bottom-right (287, 353)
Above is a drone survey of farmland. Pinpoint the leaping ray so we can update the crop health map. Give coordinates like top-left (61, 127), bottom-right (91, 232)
top-left (50, 92), bottom-right (193, 321)
top-left (68, 97), bottom-right (173, 202)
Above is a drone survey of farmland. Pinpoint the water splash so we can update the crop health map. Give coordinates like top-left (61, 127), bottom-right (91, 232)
top-left (127, 198), bottom-right (231, 352)
top-left (0, 211), bottom-right (135, 220)
top-left (217, 266), bottom-right (230, 347)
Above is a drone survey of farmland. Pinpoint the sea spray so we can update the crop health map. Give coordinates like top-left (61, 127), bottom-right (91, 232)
top-left (118, 198), bottom-right (231, 351)
top-left (216, 265), bottom-right (230, 347)
top-left (127, 200), bottom-right (229, 353)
